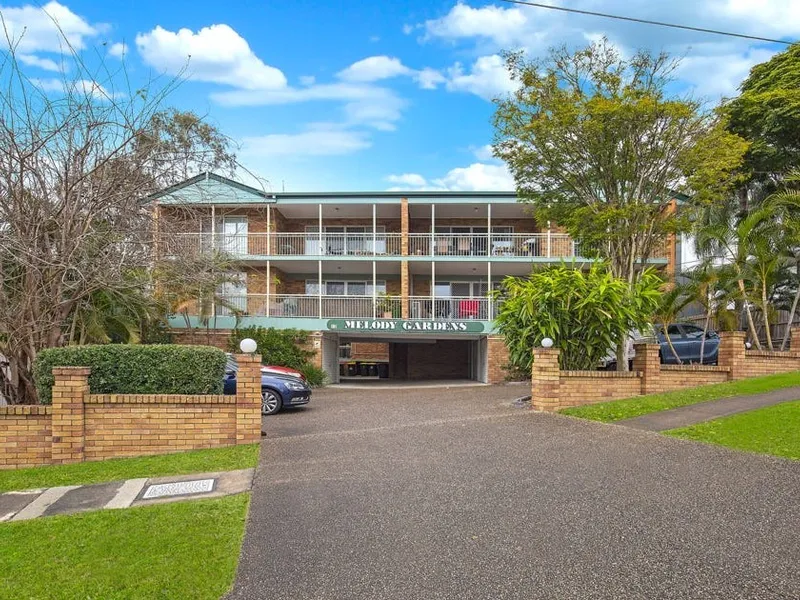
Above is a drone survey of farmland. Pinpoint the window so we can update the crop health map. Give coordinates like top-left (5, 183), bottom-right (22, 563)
top-left (682, 324), bottom-right (705, 338)
top-left (305, 280), bottom-right (387, 295)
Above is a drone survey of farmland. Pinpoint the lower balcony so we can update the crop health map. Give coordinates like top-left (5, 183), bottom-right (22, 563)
top-left (206, 294), bottom-right (497, 321)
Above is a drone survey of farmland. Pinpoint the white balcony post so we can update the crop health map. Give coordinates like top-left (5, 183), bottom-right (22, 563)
top-left (266, 260), bottom-right (271, 316)
top-left (372, 204), bottom-right (377, 256)
top-left (318, 260), bottom-right (323, 319)
top-left (546, 221), bottom-right (552, 258)
top-left (430, 204), bottom-right (435, 257)
top-left (487, 203), bottom-right (492, 256)
top-left (210, 205), bottom-right (216, 251)
top-left (266, 204), bottom-right (271, 255)
top-left (318, 204), bottom-right (323, 255)
top-left (431, 261), bottom-right (435, 321)
top-left (372, 260), bottom-right (377, 319)
top-left (487, 261), bottom-right (493, 321)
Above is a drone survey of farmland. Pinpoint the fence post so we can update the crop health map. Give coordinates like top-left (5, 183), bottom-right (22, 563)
top-left (632, 343), bottom-right (660, 395)
top-left (531, 348), bottom-right (561, 411)
top-left (235, 354), bottom-right (263, 444)
top-left (51, 367), bottom-right (90, 464)
top-left (718, 331), bottom-right (746, 380)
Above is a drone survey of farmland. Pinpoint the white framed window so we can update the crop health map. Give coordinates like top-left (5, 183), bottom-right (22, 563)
top-left (305, 280), bottom-right (387, 295)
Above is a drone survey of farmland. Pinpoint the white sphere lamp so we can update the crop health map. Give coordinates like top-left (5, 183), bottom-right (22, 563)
top-left (541, 337), bottom-right (554, 348)
top-left (239, 338), bottom-right (257, 354)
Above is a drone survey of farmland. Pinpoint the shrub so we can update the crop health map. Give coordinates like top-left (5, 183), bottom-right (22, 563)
top-left (33, 344), bottom-right (226, 404)
top-left (492, 263), bottom-right (662, 372)
top-left (228, 327), bottom-right (328, 387)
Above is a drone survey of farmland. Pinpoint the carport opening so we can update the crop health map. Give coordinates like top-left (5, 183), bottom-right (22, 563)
top-left (336, 337), bottom-right (487, 384)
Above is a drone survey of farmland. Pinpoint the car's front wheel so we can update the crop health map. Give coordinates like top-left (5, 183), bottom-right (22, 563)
top-left (261, 389), bottom-right (282, 415)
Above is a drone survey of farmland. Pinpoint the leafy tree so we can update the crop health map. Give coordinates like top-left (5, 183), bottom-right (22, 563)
top-left (0, 31), bottom-right (238, 403)
top-left (492, 263), bottom-right (662, 372)
top-left (725, 44), bottom-right (800, 187)
top-left (651, 286), bottom-right (691, 363)
top-left (682, 261), bottom-right (737, 361)
top-left (493, 39), bottom-right (747, 368)
top-left (228, 327), bottom-right (326, 386)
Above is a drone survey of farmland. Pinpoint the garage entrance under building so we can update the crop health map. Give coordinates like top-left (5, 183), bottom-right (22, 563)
top-left (320, 333), bottom-right (489, 385)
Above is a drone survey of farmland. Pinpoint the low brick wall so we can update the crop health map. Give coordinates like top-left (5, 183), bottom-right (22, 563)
top-left (0, 406), bottom-right (53, 470)
top-left (0, 354), bottom-right (262, 470)
top-left (531, 329), bottom-right (800, 411)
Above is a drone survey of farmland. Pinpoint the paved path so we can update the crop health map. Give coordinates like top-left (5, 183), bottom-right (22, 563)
top-left (227, 385), bottom-right (800, 600)
top-left (0, 468), bottom-right (253, 522)
top-left (616, 386), bottom-right (800, 432)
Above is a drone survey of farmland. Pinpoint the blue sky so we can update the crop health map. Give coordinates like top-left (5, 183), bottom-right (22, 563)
top-left (1, 1), bottom-right (796, 191)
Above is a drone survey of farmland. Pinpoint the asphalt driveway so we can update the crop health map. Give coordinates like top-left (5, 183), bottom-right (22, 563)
top-left (227, 384), bottom-right (800, 600)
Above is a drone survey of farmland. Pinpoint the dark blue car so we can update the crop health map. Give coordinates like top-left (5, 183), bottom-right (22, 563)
top-left (656, 323), bottom-right (720, 365)
top-left (223, 357), bottom-right (311, 415)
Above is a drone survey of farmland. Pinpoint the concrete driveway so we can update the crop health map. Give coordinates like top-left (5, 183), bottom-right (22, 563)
top-left (227, 385), bottom-right (800, 600)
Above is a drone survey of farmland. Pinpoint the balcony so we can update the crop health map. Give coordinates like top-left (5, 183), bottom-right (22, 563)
top-left (207, 294), bottom-right (496, 321)
top-left (160, 232), bottom-right (577, 259)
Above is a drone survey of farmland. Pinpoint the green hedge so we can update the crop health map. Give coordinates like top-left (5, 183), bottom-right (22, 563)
top-left (33, 345), bottom-right (226, 404)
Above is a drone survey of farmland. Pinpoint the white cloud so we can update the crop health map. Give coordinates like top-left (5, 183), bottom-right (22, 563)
top-left (415, 67), bottom-right (446, 89)
top-left (402, 24), bottom-right (415, 35)
top-left (135, 24), bottom-right (287, 90)
top-left (18, 53), bottom-right (61, 71)
top-left (31, 77), bottom-right (114, 99)
top-left (445, 54), bottom-right (517, 100)
top-left (108, 42), bottom-right (127, 58)
top-left (434, 162), bottom-right (514, 191)
top-left (385, 162), bottom-right (514, 191)
top-left (298, 75), bottom-right (315, 86)
top-left (337, 55), bottom-right (412, 82)
top-left (242, 127), bottom-right (371, 158)
top-left (472, 144), bottom-right (495, 161)
top-left (422, 2), bottom-right (530, 48)
top-left (386, 173), bottom-right (428, 187)
top-left (0, 1), bottom-right (97, 53)
top-left (677, 46), bottom-right (777, 98)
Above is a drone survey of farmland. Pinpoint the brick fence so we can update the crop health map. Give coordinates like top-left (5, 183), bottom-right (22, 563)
top-left (532, 329), bottom-right (800, 411)
top-left (0, 354), bottom-right (262, 470)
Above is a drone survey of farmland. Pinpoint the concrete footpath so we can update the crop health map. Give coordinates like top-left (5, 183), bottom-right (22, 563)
top-left (0, 468), bottom-right (254, 522)
top-left (616, 386), bottom-right (800, 432)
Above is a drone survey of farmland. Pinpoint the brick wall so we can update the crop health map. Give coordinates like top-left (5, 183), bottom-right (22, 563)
top-left (0, 355), bottom-right (262, 470)
top-left (531, 330), bottom-right (800, 412)
top-left (487, 336), bottom-right (509, 384)
top-left (350, 342), bottom-right (389, 361)
top-left (0, 406), bottom-right (52, 469)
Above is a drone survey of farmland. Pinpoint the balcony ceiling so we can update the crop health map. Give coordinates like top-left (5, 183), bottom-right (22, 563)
top-left (273, 201), bottom-right (532, 220)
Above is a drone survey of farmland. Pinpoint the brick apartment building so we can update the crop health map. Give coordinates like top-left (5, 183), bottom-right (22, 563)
top-left (154, 173), bottom-right (677, 384)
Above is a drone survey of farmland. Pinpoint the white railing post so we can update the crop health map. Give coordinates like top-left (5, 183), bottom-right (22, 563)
top-left (430, 204), bottom-right (435, 257)
top-left (318, 260), bottom-right (323, 319)
top-left (487, 203), bottom-right (492, 257)
top-left (547, 223), bottom-right (552, 258)
top-left (430, 261), bottom-right (436, 321)
top-left (318, 204), bottom-right (323, 255)
top-left (372, 260), bottom-right (377, 319)
top-left (373, 204), bottom-right (377, 256)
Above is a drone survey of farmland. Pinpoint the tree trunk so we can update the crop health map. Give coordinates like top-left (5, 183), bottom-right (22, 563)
top-left (737, 278), bottom-right (762, 350)
top-left (664, 330), bottom-right (681, 364)
top-left (615, 337), bottom-right (629, 371)
top-left (761, 282), bottom-right (773, 351)
top-left (780, 285), bottom-right (800, 351)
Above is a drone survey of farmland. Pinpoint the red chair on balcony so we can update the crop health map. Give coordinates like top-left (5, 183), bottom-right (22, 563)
top-left (458, 299), bottom-right (480, 319)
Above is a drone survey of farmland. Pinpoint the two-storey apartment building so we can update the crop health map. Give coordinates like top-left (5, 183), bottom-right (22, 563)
top-left (154, 173), bottom-right (675, 384)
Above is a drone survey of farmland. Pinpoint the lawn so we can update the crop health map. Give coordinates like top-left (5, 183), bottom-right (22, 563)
top-left (560, 370), bottom-right (800, 422)
top-left (0, 443), bottom-right (260, 493)
top-left (666, 400), bottom-right (800, 460)
top-left (0, 493), bottom-right (249, 600)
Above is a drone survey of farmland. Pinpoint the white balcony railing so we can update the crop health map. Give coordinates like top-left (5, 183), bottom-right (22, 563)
top-left (408, 233), bottom-right (575, 258)
top-left (207, 294), bottom-right (496, 320)
top-left (161, 232), bottom-right (576, 258)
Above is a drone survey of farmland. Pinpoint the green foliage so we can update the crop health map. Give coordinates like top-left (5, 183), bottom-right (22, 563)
top-left (228, 326), bottom-right (326, 386)
top-left (493, 39), bottom-right (748, 283)
top-left (725, 43), bottom-right (800, 181)
top-left (33, 344), bottom-right (226, 404)
top-left (492, 263), bottom-right (663, 372)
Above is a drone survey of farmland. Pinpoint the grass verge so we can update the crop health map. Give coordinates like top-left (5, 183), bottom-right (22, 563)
top-left (665, 400), bottom-right (800, 460)
top-left (0, 443), bottom-right (260, 493)
top-left (0, 493), bottom-right (249, 600)
top-left (560, 371), bottom-right (800, 423)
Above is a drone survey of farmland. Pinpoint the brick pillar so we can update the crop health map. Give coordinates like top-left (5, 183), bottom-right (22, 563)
top-left (400, 197), bottom-right (409, 319)
top-left (632, 343), bottom-right (660, 395)
top-left (531, 348), bottom-right (561, 411)
top-left (235, 353), bottom-right (263, 444)
top-left (51, 367), bottom-right (89, 464)
top-left (486, 336), bottom-right (509, 384)
top-left (718, 331), bottom-right (746, 380)
top-left (790, 327), bottom-right (800, 351)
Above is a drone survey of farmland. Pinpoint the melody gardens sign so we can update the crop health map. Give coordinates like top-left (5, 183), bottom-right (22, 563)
top-left (326, 319), bottom-right (485, 334)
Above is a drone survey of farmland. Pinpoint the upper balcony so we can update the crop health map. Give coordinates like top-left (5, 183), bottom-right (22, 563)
top-left (159, 232), bottom-right (579, 260)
